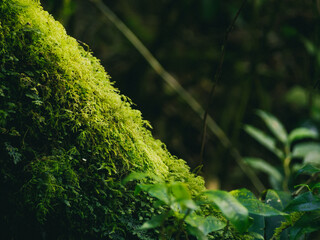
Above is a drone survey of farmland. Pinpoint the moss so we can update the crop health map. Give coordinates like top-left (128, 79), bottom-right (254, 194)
top-left (0, 0), bottom-right (244, 239)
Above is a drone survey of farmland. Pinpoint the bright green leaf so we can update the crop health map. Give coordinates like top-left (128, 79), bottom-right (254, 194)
top-left (140, 213), bottom-right (167, 230)
top-left (170, 182), bottom-right (191, 200)
top-left (248, 232), bottom-right (264, 240)
top-left (288, 128), bottom-right (318, 144)
top-left (292, 142), bottom-right (320, 158)
top-left (204, 190), bottom-right (249, 233)
top-left (256, 110), bottom-right (288, 144)
top-left (138, 183), bottom-right (170, 204)
top-left (244, 125), bottom-right (284, 159)
top-left (185, 214), bottom-right (226, 235)
top-left (122, 172), bottom-right (148, 185)
top-left (304, 151), bottom-right (320, 167)
top-left (176, 199), bottom-right (198, 211)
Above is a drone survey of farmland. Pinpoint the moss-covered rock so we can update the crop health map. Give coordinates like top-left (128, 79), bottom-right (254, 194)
top-left (0, 1), bottom-right (246, 239)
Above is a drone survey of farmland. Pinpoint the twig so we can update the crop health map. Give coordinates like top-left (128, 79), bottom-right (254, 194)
top-left (200, 0), bottom-right (247, 165)
top-left (292, 172), bottom-right (320, 197)
top-left (198, 0), bottom-right (264, 191)
top-left (89, 0), bottom-right (264, 192)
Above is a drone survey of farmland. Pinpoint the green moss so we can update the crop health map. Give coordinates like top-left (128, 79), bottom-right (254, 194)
top-left (0, 0), bottom-right (244, 239)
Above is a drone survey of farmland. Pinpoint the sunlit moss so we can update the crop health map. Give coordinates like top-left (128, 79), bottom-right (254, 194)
top-left (0, 0), bottom-right (210, 238)
top-left (0, 1), bottom-right (254, 239)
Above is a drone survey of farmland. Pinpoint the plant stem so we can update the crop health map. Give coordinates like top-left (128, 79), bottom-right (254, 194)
top-left (292, 172), bottom-right (320, 197)
top-left (282, 156), bottom-right (291, 192)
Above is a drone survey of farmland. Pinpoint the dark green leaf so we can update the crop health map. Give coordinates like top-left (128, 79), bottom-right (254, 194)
top-left (204, 190), bottom-right (249, 233)
top-left (289, 211), bottom-right (320, 240)
top-left (285, 192), bottom-right (320, 212)
top-left (296, 164), bottom-right (320, 177)
top-left (265, 190), bottom-right (292, 211)
top-left (231, 189), bottom-right (285, 216)
top-left (263, 191), bottom-right (291, 239)
top-left (248, 214), bottom-right (265, 237)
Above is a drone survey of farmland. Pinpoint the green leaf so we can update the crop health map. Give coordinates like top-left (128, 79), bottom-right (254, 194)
top-left (140, 213), bottom-right (167, 230)
top-left (302, 37), bottom-right (317, 55)
top-left (169, 182), bottom-right (198, 210)
top-left (256, 110), bottom-right (288, 143)
top-left (170, 182), bottom-right (191, 200)
top-left (187, 225), bottom-right (207, 240)
top-left (288, 128), bottom-right (318, 144)
top-left (244, 125), bottom-right (284, 159)
top-left (265, 190), bottom-right (291, 211)
top-left (248, 214), bottom-right (265, 237)
top-left (185, 214), bottom-right (226, 235)
top-left (296, 164), bottom-right (320, 177)
top-left (311, 183), bottom-right (320, 191)
top-left (292, 142), bottom-right (320, 158)
top-left (264, 190), bottom-right (292, 240)
top-left (289, 211), bottom-right (320, 240)
top-left (285, 86), bottom-right (308, 109)
top-left (204, 190), bottom-right (249, 233)
top-left (248, 232), bottom-right (264, 240)
top-left (231, 189), bottom-right (285, 216)
top-left (243, 157), bottom-right (283, 188)
top-left (285, 192), bottom-right (320, 212)
top-left (176, 199), bottom-right (198, 211)
top-left (122, 172), bottom-right (148, 185)
top-left (304, 151), bottom-right (320, 167)
top-left (138, 183), bottom-right (170, 204)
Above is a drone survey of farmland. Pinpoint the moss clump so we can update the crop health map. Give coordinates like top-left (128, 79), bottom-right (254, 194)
top-left (0, 0), bottom-right (243, 239)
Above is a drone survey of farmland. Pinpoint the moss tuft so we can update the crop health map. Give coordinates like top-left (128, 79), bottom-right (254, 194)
top-left (0, 0), bottom-right (243, 239)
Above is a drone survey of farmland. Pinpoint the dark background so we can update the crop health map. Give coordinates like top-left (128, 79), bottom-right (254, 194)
top-left (41, 0), bottom-right (320, 191)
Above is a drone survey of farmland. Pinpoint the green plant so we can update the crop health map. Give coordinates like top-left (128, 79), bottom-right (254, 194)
top-left (124, 172), bottom-right (288, 240)
top-left (242, 110), bottom-right (320, 239)
top-left (124, 168), bottom-right (320, 239)
top-left (120, 110), bottom-right (320, 239)
top-left (244, 109), bottom-right (319, 191)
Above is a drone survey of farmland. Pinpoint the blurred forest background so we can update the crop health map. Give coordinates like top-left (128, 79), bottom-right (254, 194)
top-left (41, 0), bottom-right (320, 191)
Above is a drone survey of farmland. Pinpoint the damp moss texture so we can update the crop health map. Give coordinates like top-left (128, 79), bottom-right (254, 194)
top-left (0, 0), bottom-right (243, 239)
